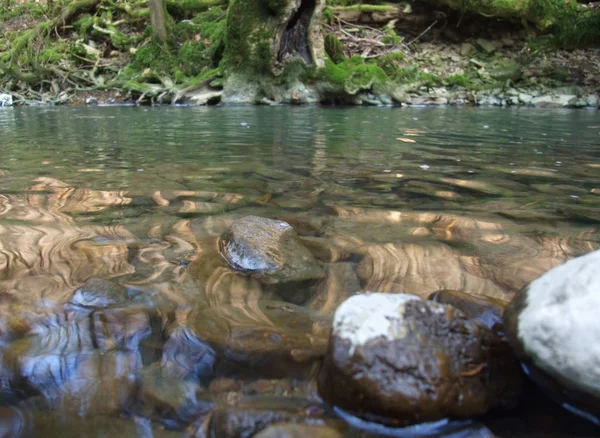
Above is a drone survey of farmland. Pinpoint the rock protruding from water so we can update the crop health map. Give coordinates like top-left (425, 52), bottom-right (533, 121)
top-left (219, 216), bottom-right (325, 284)
top-left (319, 293), bottom-right (521, 425)
top-left (504, 250), bottom-right (600, 423)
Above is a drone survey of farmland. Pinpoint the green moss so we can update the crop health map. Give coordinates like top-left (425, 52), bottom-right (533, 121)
top-left (418, 72), bottom-right (442, 88)
top-left (38, 41), bottom-right (69, 63)
top-left (222, 0), bottom-right (277, 73)
top-left (166, 0), bottom-right (226, 18)
top-left (73, 14), bottom-right (95, 38)
top-left (324, 33), bottom-right (346, 64)
top-left (133, 42), bottom-right (174, 72)
top-left (174, 20), bottom-right (200, 40)
top-left (264, 0), bottom-right (288, 15)
top-left (333, 4), bottom-right (396, 13)
top-left (322, 7), bottom-right (334, 24)
top-left (322, 56), bottom-right (388, 94)
top-left (446, 74), bottom-right (470, 88)
top-left (392, 65), bottom-right (419, 83)
top-left (191, 7), bottom-right (227, 62)
top-left (382, 29), bottom-right (402, 45)
top-left (374, 51), bottom-right (404, 75)
top-left (177, 40), bottom-right (209, 76)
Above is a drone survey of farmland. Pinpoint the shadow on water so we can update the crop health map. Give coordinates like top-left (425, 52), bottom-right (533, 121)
top-left (0, 106), bottom-right (598, 436)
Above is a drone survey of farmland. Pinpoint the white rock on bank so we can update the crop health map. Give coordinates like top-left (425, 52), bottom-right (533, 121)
top-left (531, 95), bottom-right (577, 108)
top-left (0, 94), bottom-right (13, 107)
top-left (518, 93), bottom-right (533, 104)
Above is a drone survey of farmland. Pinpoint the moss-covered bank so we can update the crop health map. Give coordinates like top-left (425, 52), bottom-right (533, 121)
top-left (0, 0), bottom-right (598, 106)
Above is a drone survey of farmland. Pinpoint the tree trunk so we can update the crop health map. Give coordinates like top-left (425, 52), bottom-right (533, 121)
top-left (148, 0), bottom-right (168, 43)
top-left (223, 0), bottom-right (326, 74)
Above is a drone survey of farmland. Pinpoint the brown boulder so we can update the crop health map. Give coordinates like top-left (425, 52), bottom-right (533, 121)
top-left (318, 293), bottom-right (521, 425)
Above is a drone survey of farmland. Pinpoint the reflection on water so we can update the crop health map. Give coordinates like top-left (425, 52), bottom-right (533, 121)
top-left (0, 106), bottom-right (599, 436)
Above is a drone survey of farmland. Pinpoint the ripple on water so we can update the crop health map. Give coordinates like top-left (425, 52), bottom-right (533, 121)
top-left (0, 107), bottom-right (598, 436)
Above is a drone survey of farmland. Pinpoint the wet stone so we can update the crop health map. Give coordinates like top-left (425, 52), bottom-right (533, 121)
top-left (504, 250), bottom-right (600, 423)
top-left (69, 277), bottom-right (129, 309)
top-left (253, 423), bottom-right (345, 438)
top-left (161, 326), bottom-right (218, 380)
top-left (428, 289), bottom-right (508, 338)
top-left (137, 363), bottom-right (214, 428)
top-left (319, 293), bottom-right (522, 425)
top-left (189, 301), bottom-right (331, 375)
top-left (218, 216), bottom-right (325, 285)
top-left (207, 397), bottom-right (329, 438)
top-left (26, 412), bottom-right (182, 438)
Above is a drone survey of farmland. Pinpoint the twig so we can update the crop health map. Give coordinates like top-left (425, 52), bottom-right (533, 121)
top-left (407, 20), bottom-right (438, 46)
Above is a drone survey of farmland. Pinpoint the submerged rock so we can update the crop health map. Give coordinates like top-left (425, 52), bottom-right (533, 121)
top-left (218, 216), bottom-right (324, 285)
top-left (319, 293), bottom-right (521, 425)
top-left (189, 300), bottom-right (330, 373)
top-left (504, 250), bottom-right (600, 423)
top-left (69, 277), bottom-right (129, 309)
top-left (137, 363), bottom-right (213, 428)
top-left (207, 397), bottom-right (329, 438)
top-left (254, 423), bottom-right (344, 438)
top-left (428, 289), bottom-right (507, 337)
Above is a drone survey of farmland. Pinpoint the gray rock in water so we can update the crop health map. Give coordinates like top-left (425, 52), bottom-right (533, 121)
top-left (319, 293), bottom-right (521, 425)
top-left (219, 216), bottom-right (324, 284)
top-left (504, 250), bottom-right (600, 423)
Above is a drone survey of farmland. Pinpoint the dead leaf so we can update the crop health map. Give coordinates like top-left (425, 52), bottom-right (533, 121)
top-left (256, 193), bottom-right (272, 205)
top-left (396, 137), bottom-right (416, 143)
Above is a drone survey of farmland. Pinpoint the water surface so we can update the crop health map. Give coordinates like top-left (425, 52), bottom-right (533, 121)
top-left (0, 106), bottom-right (599, 437)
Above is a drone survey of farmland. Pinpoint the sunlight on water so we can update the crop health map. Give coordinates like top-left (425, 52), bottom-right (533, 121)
top-left (0, 106), bottom-right (599, 436)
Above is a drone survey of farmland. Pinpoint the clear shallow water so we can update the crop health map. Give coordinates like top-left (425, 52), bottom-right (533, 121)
top-left (0, 106), bottom-right (599, 437)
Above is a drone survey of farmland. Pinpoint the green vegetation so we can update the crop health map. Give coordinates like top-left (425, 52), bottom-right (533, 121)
top-left (0, 0), bottom-right (598, 104)
top-left (324, 34), bottom-right (346, 64)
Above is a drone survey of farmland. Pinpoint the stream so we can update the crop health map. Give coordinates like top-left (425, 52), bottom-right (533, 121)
top-left (0, 106), bottom-right (599, 437)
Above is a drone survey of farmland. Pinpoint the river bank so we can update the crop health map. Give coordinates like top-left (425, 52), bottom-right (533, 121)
top-left (1, 0), bottom-right (599, 107)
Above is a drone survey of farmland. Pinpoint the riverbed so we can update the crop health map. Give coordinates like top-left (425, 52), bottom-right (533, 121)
top-left (0, 106), bottom-right (599, 437)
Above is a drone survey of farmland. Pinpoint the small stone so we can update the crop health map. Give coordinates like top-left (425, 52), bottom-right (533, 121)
top-left (531, 95), bottom-right (577, 108)
top-left (69, 278), bottom-right (129, 309)
top-left (470, 58), bottom-right (485, 69)
top-left (504, 250), bottom-right (600, 423)
top-left (489, 60), bottom-right (522, 81)
top-left (138, 363), bottom-right (213, 427)
top-left (428, 289), bottom-right (507, 337)
top-left (476, 39), bottom-right (497, 54)
top-left (0, 94), bottom-right (13, 107)
top-left (254, 424), bottom-right (345, 438)
top-left (518, 93), bottom-right (533, 104)
top-left (208, 399), bottom-right (327, 437)
top-left (319, 293), bottom-right (522, 424)
top-left (85, 96), bottom-right (98, 105)
top-left (586, 94), bottom-right (599, 107)
top-left (219, 216), bottom-right (325, 284)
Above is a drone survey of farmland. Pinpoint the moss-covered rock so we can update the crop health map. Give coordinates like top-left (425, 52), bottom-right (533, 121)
top-left (488, 59), bottom-right (523, 81)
